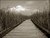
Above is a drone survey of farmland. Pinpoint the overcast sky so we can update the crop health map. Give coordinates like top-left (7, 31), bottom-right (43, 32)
top-left (0, 0), bottom-right (49, 9)
top-left (0, 0), bottom-right (49, 16)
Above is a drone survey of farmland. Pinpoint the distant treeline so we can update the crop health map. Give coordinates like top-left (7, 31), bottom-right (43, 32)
top-left (31, 10), bottom-right (50, 34)
top-left (0, 9), bottom-right (29, 32)
top-left (0, 9), bottom-right (50, 36)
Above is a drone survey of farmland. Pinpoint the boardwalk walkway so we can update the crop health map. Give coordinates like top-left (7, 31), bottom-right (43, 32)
top-left (3, 19), bottom-right (47, 38)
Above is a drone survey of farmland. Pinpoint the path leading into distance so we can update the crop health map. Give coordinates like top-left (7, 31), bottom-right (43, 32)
top-left (3, 19), bottom-right (47, 38)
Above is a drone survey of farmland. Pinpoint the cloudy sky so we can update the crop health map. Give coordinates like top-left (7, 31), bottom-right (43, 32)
top-left (0, 0), bottom-right (49, 16)
top-left (0, 0), bottom-right (49, 9)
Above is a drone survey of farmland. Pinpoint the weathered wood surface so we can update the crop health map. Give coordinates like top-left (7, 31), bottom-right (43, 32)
top-left (3, 19), bottom-right (47, 38)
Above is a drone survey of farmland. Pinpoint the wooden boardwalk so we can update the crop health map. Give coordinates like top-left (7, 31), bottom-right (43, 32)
top-left (3, 19), bottom-right (47, 38)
